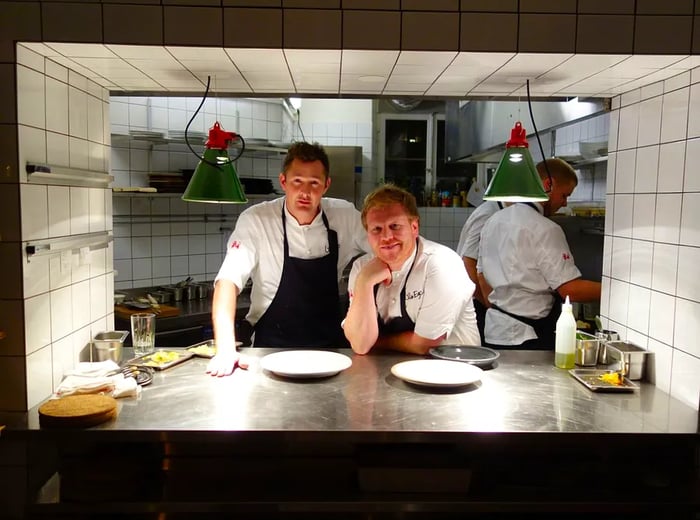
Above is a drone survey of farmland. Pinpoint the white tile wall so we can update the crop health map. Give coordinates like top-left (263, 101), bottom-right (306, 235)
top-left (10, 47), bottom-right (115, 410)
top-left (602, 67), bottom-right (700, 410)
top-left (111, 97), bottom-right (376, 288)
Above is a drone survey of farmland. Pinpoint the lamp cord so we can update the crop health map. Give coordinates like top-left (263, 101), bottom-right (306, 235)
top-left (185, 75), bottom-right (245, 170)
top-left (526, 80), bottom-right (553, 192)
top-left (296, 108), bottom-right (306, 141)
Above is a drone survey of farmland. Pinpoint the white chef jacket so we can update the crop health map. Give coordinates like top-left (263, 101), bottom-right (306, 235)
top-left (215, 197), bottom-right (369, 325)
top-left (477, 203), bottom-right (581, 345)
top-left (348, 237), bottom-right (480, 346)
top-left (456, 201), bottom-right (503, 260)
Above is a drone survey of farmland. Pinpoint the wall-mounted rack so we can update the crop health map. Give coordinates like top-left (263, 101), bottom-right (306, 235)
top-left (113, 214), bottom-right (234, 224)
top-left (25, 231), bottom-right (113, 259)
top-left (27, 164), bottom-right (113, 188)
top-left (111, 133), bottom-right (288, 155)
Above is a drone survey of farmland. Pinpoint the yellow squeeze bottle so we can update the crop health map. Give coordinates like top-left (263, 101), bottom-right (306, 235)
top-left (554, 295), bottom-right (576, 369)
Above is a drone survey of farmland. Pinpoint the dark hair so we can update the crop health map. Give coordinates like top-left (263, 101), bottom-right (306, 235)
top-left (361, 184), bottom-right (420, 229)
top-left (282, 141), bottom-right (330, 179)
top-left (537, 158), bottom-right (578, 187)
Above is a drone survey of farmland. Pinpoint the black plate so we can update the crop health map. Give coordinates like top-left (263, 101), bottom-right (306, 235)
top-left (429, 345), bottom-right (500, 368)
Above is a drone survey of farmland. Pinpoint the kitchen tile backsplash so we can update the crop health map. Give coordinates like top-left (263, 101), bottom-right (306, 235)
top-left (602, 68), bottom-right (700, 409)
top-left (7, 45), bottom-right (115, 410)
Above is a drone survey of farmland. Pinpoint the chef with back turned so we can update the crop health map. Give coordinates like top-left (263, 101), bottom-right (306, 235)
top-left (207, 142), bottom-right (369, 377)
top-left (477, 158), bottom-right (601, 350)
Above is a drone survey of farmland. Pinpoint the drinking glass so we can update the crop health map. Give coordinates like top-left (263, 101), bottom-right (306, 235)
top-left (130, 313), bottom-right (156, 356)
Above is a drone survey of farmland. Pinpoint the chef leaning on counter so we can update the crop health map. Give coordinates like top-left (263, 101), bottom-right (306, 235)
top-left (477, 158), bottom-right (602, 350)
top-left (208, 142), bottom-right (369, 377)
top-left (343, 184), bottom-right (480, 355)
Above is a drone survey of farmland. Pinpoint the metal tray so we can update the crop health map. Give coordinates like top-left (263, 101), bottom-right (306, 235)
top-left (128, 349), bottom-right (194, 370)
top-left (186, 339), bottom-right (243, 358)
top-left (569, 369), bottom-right (638, 392)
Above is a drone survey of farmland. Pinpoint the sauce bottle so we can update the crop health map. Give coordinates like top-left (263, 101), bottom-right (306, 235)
top-left (554, 295), bottom-right (576, 369)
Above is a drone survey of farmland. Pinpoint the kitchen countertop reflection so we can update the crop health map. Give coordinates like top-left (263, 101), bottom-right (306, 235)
top-left (17, 349), bottom-right (699, 437)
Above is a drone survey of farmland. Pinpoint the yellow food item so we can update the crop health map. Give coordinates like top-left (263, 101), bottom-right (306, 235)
top-left (188, 345), bottom-right (216, 357)
top-left (599, 372), bottom-right (623, 386)
top-left (146, 350), bottom-right (180, 365)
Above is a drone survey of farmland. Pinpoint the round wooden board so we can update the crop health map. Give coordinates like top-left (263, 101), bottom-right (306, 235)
top-left (39, 394), bottom-right (118, 428)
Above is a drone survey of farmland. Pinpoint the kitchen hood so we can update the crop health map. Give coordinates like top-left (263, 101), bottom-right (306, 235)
top-left (445, 98), bottom-right (609, 163)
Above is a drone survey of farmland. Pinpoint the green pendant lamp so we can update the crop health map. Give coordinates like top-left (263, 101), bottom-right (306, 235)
top-left (482, 121), bottom-right (548, 203)
top-left (181, 122), bottom-right (248, 204)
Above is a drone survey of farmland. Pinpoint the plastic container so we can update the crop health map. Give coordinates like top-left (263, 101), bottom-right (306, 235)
top-left (93, 331), bottom-right (129, 363)
top-left (554, 296), bottom-right (576, 369)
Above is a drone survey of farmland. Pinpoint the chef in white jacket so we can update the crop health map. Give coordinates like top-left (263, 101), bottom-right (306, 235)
top-left (208, 142), bottom-right (369, 376)
top-left (477, 158), bottom-right (601, 349)
top-left (456, 200), bottom-right (505, 343)
top-left (344, 184), bottom-right (480, 355)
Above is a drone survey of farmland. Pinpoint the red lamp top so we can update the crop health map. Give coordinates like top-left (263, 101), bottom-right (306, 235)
top-left (505, 121), bottom-right (529, 148)
top-left (205, 122), bottom-right (238, 149)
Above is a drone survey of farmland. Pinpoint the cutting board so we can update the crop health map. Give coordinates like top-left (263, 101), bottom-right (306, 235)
top-left (39, 395), bottom-right (118, 428)
top-left (114, 304), bottom-right (180, 319)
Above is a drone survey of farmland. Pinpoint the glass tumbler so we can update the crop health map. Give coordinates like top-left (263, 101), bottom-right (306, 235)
top-left (130, 313), bottom-right (156, 356)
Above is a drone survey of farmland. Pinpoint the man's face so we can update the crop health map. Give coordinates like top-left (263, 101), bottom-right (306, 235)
top-left (279, 159), bottom-right (330, 223)
top-left (365, 202), bottom-right (419, 270)
top-left (545, 179), bottom-right (576, 216)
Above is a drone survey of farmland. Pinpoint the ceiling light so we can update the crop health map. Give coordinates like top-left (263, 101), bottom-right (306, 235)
top-left (482, 121), bottom-right (548, 203)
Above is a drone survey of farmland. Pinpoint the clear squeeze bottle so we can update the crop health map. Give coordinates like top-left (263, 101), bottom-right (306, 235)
top-left (554, 295), bottom-right (576, 369)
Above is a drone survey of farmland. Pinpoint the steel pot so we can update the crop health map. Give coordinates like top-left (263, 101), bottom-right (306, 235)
top-left (183, 284), bottom-right (197, 300)
top-left (194, 283), bottom-right (210, 299)
top-left (162, 286), bottom-right (183, 302)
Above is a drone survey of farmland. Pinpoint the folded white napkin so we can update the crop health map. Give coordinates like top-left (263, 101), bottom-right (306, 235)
top-left (56, 361), bottom-right (141, 399)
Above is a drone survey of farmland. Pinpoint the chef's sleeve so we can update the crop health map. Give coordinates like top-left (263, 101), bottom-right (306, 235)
top-left (537, 225), bottom-right (582, 290)
top-left (214, 212), bottom-right (258, 292)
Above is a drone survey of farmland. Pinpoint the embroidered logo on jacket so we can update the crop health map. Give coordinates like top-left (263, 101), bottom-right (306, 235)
top-left (406, 290), bottom-right (424, 301)
top-left (562, 252), bottom-right (571, 260)
top-left (230, 240), bottom-right (241, 249)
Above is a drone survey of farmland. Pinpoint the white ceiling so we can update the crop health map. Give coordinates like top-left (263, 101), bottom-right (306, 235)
top-left (20, 42), bottom-right (700, 99)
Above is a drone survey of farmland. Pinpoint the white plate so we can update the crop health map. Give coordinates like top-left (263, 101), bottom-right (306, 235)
top-left (260, 350), bottom-right (352, 379)
top-left (391, 359), bottom-right (483, 388)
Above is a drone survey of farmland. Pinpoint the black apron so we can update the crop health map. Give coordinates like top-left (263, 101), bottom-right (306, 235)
top-left (374, 241), bottom-right (419, 336)
top-left (487, 203), bottom-right (563, 350)
top-left (253, 207), bottom-right (343, 347)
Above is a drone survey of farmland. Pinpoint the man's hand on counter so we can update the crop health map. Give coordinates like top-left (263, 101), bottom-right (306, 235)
top-left (206, 349), bottom-right (249, 377)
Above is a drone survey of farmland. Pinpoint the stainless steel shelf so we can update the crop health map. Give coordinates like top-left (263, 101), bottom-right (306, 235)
top-left (111, 133), bottom-right (288, 155)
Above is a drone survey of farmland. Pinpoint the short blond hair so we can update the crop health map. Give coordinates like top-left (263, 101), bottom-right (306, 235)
top-left (361, 184), bottom-right (420, 229)
top-left (537, 158), bottom-right (578, 187)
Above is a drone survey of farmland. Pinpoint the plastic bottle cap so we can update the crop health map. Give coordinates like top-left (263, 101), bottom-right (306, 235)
top-left (562, 295), bottom-right (572, 311)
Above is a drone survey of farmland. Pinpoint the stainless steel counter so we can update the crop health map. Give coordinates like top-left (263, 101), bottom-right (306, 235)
top-left (17, 349), bottom-right (698, 437)
top-left (9, 349), bottom-right (700, 518)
